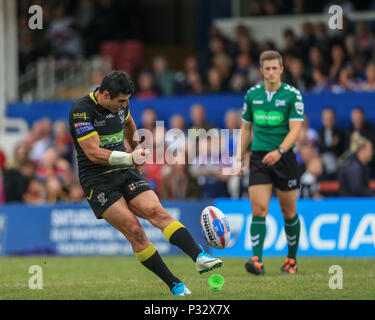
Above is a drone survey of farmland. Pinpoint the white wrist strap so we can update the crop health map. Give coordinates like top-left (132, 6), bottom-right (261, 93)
top-left (108, 151), bottom-right (133, 166)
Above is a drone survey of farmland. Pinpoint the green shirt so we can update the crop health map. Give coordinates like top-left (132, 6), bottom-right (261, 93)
top-left (242, 82), bottom-right (304, 151)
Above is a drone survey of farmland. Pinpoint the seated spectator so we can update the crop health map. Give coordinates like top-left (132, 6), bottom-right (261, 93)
top-left (185, 70), bottom-right (205, 95)
top-left (298, 156), bottom-right (324, 199)
top-left (141, 107), bottom-right (158, 131)
top-left (67, 182), bottom-right (85, 202)
top-left (331, 67), bottom-right (359, 93)
top-left (46, 4), bottom-right (83, 58)
top-left (358, 62), bottom-right (375, 91)
top-left (313, 22), bottom-right (330, 55)
top-left (232, 53), bottom-right (259, 86)
top-left (23, 179), bottom-right (46, 204)
top-left (347, 107), bottom-right (375, 148)
top-left (135, 71), bottom-right (159, 99)
top-left (166, 114), bottom-right (187, 151)
top-left (302, 115), bottom-right (319, 152)
top-left (229, 71), bottom-right (248, 93)
top-left (310, 65), bottom-right (334, 93)
top-left (338, 133), bottom-right (374, 197)
top-left (296, 143), bottom-right (317, 176)
top-left (329, 44), bottom-right (347, 82)
top-left (29, 118), bottom-right (53, 163)
top-left (189, 103), bottom-right (215, 138)
top-left (161, 153), bottom-right (201, 200)
top-left (152, 55), bottom-right (175, 96)
top-left (318, 108), bottom-right (346, 178)
top-left (288, 56), bottom-right (311, 91)
top-left (53, 120), bottom-right (74, 164)
top-left (3, 161), bottom-right (36, 203)
top-left (355, 21), bottom-right (373, 59)
top-left (206, 67), bottom-right (226, 93)
top-left (189, 135), bottom-right (230, 198)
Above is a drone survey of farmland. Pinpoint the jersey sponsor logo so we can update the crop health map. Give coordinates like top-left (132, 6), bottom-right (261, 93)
top-left (93, 119), bottom-right (106, 127)
top-left (253, 110), bottom-right (284, 126)
top-left (294, 102), bottom-right (304, 115)
top-left (74, 122), bottom-right (94, 135)
top-left (99, 130), bottom-right (124, 147)
top-left (275, 99), bottom-right (286, 107)
top-left (252, 100), bottom-right (264, 104)
top-left (72, 112), bottom-right (88, 120)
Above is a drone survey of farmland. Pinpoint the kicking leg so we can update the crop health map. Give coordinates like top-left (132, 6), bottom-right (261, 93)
top-left (129, 190), bottom-right (222, 274)
top-left (102, 197), bottom-right (190, 295)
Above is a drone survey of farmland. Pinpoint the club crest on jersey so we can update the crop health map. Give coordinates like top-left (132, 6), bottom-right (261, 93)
top-left (275, 99), bottom-right (286, 107)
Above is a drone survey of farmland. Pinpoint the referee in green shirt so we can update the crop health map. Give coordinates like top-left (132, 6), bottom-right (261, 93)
top-left (235, 50), bottom-right (304, 275)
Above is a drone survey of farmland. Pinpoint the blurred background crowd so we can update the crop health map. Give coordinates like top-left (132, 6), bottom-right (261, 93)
top-left (1, 0), bottom-right (375, 205)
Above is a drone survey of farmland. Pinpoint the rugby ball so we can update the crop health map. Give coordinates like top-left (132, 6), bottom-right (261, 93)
top-left (200, 206), bottom-right (231, 249)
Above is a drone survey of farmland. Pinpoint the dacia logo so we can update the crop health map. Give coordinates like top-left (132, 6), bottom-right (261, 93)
top-left (73, 112), bottom-right (88, 120)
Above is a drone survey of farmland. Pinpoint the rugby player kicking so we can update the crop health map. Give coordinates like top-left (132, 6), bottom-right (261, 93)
top-left (69, 71), bottom-right (222, 296)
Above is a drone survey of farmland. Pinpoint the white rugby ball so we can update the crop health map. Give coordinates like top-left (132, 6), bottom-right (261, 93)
top-left (200, 206), bottom-right (231, 249)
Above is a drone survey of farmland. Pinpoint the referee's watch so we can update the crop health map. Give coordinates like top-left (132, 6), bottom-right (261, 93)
top-left (278, 147), bottom-right (285, 155)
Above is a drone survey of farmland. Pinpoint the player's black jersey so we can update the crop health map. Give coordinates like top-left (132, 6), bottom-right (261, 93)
top-left (69, 88), bottom-right (132, 185)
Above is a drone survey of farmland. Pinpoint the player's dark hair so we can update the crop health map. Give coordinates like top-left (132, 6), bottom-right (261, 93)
top-left (99, 71), bottom-right (135, 99)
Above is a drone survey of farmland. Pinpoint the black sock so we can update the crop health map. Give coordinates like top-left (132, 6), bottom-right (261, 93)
top-left (163, 221), bottom-right (202, 262)
top-left (135, 243), bottom-right (180, 290)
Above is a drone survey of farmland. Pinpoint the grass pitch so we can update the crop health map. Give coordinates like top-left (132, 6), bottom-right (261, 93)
top-left (0, 255), bottom-right (374, 300)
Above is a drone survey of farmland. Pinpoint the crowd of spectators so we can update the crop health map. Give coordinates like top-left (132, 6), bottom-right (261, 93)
top-left (7, 0), bottom-right (375, 204)
top-left (18, 0), bottom-right (375, 98)
top-left (1, 101), bottom-right (375, 204)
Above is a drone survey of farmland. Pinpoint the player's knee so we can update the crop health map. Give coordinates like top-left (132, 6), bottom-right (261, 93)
top-left (280, 206), bottom-right (296, 219)
top-left (122, 224), bottom-right (146, 244)
top-left (252, 203), bottom-right (268, 217)
top-left (146, 202), bottom-right (170, 226)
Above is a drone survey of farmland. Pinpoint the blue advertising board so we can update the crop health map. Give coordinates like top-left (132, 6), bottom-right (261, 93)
top-left (212, 198), bottom-right (375, 257)
top-left (0, 199), bottom-right (374, 257)
top-left (0, 201), bottom-right (211, 256)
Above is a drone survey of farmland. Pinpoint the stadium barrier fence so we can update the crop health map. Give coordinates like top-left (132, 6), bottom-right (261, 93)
top-left (0, 198), bottom-right (374, 257)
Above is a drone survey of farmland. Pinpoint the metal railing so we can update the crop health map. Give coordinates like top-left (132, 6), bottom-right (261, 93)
top-left (18, 55), bottom-right (112, 101)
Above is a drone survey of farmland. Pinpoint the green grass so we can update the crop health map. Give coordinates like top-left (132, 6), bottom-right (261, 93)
top-left (0, 255), bottom-right (374, 300)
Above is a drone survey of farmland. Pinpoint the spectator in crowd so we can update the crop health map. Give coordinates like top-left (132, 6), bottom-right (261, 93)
top-left (53, 120), bottom-right (74, 164)
top-left (189, 103), bottom-right (215, 138)
top-left (311, 65), bottom-right (334, 93)
top-left (3, 160), bottom-right (36, 203)
top-left (29, 118), bottom-right (53, 163)
top-left (184, 70), bottom-right (205, 95)
top-left (318, 108), bottom-right (346, 179)
top-left (233, 53), bottom-right (259, 86)
top-left (206, 67), bottom-right (227, 93)
top-left (296, 143), bottom-right (318, 177)
top-left (348, 107), bottom-right (375, 148)
top-left (301, 115), bottom-right (319, 152)
top-left (358, 62), bottom-right (375, 91)
top-left (45, 176), bottom-right (69, 203)
top-left (288, 56), bottom-right (311, 91)
top-left (329, 44), bottom-right (347, 81)
top-left (355, 21), bottom-right (373, 60)
top-left (230, 71), bottom-right (248, 93)
top-left (161, 152), bottom-right (201, 200)
top-left (189, 135), bottom-right (230, 198)
top-left (0, 149), bottom-right (6, 169)
top-left (298, 156), bottom-right (324, 199)
top-left (313, 22), bottom-right (331, 55)
top-left (23, 179), bottom-right (46, 204)
top-left (152, 56), bottom-right (175, 96)
top-left (67, 181), bottom-right (85, 202)
top-left (135, 71), bottom-right (159, 99)
top-left (46, 4), bottom-right (83, 58)
top-left (338, 132), bottom-right (374, 197)
top-left (282, 29), bottom-right (303, 58)
top-left (331, 66), bottom-right (359, 93)
top-left (166, 114), bottom-right (187, 151)
top-left (0, 169), bottom-right (4, 204)
top-left (141, 107), bottom-right (158, 132)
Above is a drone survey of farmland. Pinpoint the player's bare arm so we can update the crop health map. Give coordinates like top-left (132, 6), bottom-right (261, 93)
top-left (262, 120), bottom-right (303, 166)
top-left (78, 132), bottom-right (148, 166)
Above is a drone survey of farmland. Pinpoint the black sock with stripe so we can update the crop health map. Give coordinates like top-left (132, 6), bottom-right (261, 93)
top-left (163, 221), bottom-right (202, 262)
top-left (135, 243), bottom-right (180, 290)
